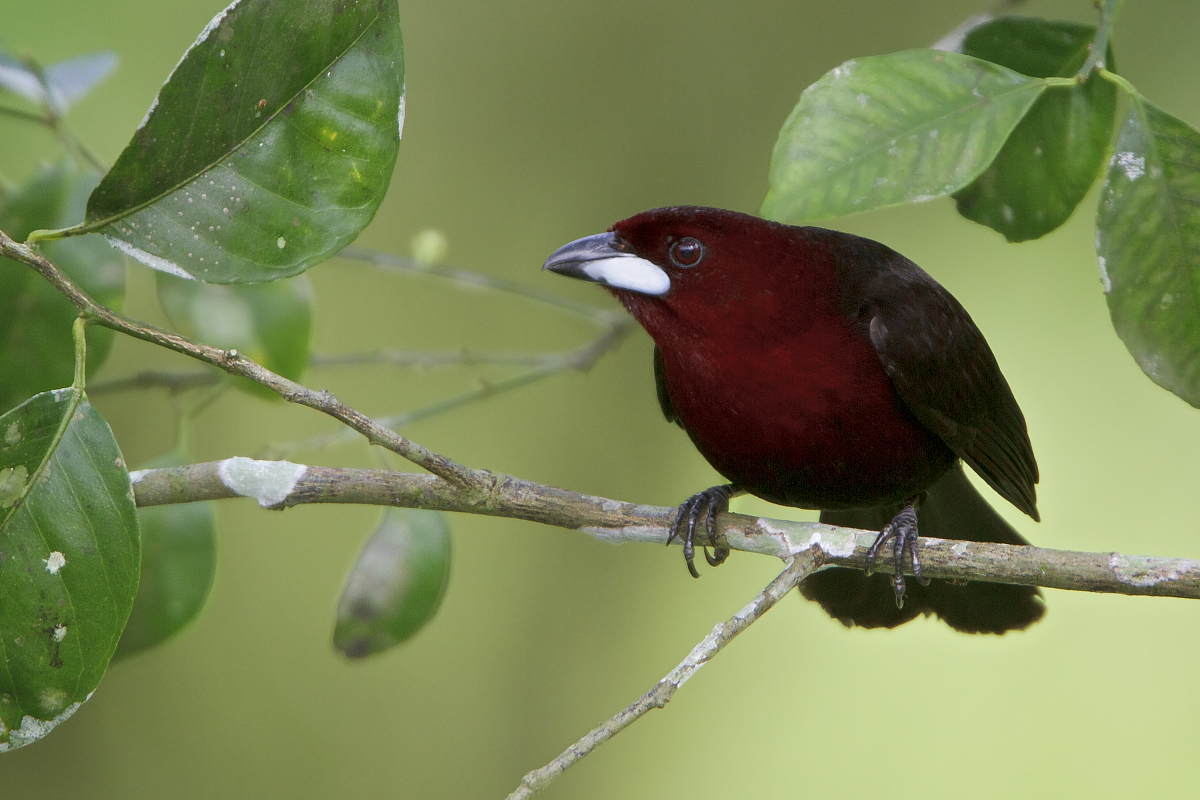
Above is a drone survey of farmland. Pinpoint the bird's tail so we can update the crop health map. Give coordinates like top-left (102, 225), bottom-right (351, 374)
top-left (802, 463), bottom-right (1046, 634)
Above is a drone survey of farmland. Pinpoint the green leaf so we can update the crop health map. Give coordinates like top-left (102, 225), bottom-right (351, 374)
top-left (0, 164), bottom-right (126, 413)
top-left (1096, 98), bottom-right (1200, 407)
top-left (0, 51), bottom-right (117, 112)
top-left (114, 454), bottom-right (216, 660)
top-left (155, 271), bottom-right (312, 400)
top-left (762, 49), bottom-right (1048, 223)
top-left (85, 0), bottom-right (404, 283)
top-left (333, 509), bottom-right (451, 659)
top-left (953, 17), bottom-right (1117, 242)
top-left (0, 388), bottom-right (140, 751)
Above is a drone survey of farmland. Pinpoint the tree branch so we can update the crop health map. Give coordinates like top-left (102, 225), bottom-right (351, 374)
top-left (0, 230), bottom-right (476, 487)
top-left (505, 551), bottom-right (821, 800)
top-left (130, 459), bottom-right (1200, 600)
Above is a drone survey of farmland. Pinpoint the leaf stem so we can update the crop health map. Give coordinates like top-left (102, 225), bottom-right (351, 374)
top-left (1098, 67), bottom-right (1138, 97)
top-left (71, 316), bottom-right (88, 390)
top-left (25, 223), bottom-right (88, 244)
top-left (1077, 0), bottom-right (1125, 78)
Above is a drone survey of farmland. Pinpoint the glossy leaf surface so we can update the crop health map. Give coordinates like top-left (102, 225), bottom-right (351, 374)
top-left (1096, 98), bottom-right (1200, 407)
top-left (333, 509), bottom-right (451, 659)
top-left (115, 454), bottom-right (216, 660)
top-left (763, 49), bottom-right (1047, 223)
top-left (0, 389), bottom-right (140, 751)
top-left (954, 17), bottom-right (1117, 241)
top-left (156, 271), bottom-right (312, 399)
top-left (0, 164), bottom-right (125, 413)
top-left (86, 0), bottom-right (404, 283)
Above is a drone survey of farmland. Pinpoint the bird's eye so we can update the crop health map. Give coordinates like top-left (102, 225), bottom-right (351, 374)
top-left (669, 237), bottom-right (705, 268)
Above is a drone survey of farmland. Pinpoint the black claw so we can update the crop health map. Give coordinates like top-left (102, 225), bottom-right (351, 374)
top-left (863, 499), bottom-right (921, 608)
top-left (909, 535), bottom-right (931, 587)
top-left (670, 484), bottom-right (737, 578)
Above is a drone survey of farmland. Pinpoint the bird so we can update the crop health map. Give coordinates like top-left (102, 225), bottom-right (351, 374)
top-left (543, 206), bottom-right (1045, 634)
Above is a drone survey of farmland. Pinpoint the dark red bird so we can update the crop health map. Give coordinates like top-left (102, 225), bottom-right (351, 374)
top-left (544, 206), bottom-right (1044, 634)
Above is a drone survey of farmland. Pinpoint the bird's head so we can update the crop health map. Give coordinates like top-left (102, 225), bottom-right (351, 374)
top-left (543, 206), bottom-right (841, 342)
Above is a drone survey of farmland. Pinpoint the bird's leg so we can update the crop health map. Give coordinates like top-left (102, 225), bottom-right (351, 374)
top-left (862, 496), bottom-right (930, 608)
top-left (668, 484), bottom-right (741, 578)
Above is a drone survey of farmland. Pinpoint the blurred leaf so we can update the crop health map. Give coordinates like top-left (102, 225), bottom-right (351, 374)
top-left (85, 0), bottom-right (404, 283)
top-left (0, 388), bottom-right (140, 751)
top-left (0, 163), bottom-right (125, 413)
top-left (114, 454), bottom-right (216, 660)
top-left (0, 51), bottom-right (117, 112)
top-left (333, 509), bottom-right (451, 659)
top-left (953, 17), bottom-right (1117, 241)
top-left (156, 271), bottom-right (312, 400)
top-left (762, 49), bottom-right (1047, 223)
top-left (1096, 98), bottom-right (1200, 407)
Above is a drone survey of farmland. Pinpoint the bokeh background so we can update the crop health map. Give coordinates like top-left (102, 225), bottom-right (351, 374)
top-left (4, 0), bottom-right (1200, 796)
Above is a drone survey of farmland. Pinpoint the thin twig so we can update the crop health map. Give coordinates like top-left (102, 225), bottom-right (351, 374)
top-left (309, 349), bottom-right (566, 370)
top-left (338, 245), bottom-right (611, 323)
top-left (0, 230), bottom-right (477, 487)
top-left (87, 369), bottom-right (221, 395)
top-left (506, 551), bottom-right (821, 800)
top-left (1077, 0), bottom-right (1125, 78)
top-left (0, 104), bottom-right (45, 124)
top-left (267, 318), bottom-right (634, 456)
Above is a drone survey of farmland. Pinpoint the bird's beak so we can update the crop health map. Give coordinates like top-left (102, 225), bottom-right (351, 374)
top-left (542, 232), bottom-right (670, 296)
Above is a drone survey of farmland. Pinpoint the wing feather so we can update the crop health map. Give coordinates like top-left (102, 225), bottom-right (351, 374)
top-left (826, 231), bottom-right (1039, 520)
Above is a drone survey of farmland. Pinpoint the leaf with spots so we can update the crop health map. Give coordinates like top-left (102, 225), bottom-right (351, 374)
top-left (0, 389), bottom-right (140, 751)
top-left (953, 17), bottom-right (1117, 242)
top-left (1096, 97), bottom-right (1200, 407)
top-left (83, 0), bottom-right (405, 283)
top-left (333, 508), bottom-right (451, 659)
top-left (762, 49), bottom-right (1048, 224)
top-left (114, 453), bottom-right (216, 660)
top-left (0, 163), bottom-right (126, 413)
top-left (155, 271), bottom-right (312, 400)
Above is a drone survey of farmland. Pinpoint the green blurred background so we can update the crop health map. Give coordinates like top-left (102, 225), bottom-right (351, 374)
top-left (4, 0), bottom-right (1200, 796)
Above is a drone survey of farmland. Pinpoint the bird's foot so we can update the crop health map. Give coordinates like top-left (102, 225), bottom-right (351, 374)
top-left (668, 484), bottom-right (738, 578)
top-left (863, 498), bottom-right (930, 608)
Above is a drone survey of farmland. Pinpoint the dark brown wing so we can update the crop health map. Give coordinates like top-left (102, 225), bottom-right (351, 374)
top-left (823, 230), bottom-right (1040, 520)
top-left (653, 345), bottom-right (683, 427)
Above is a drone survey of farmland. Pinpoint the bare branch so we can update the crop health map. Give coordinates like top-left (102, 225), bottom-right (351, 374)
top-left (506, 551), bottom-right (821, 800)
top-left (0, 230), bottom-right (475, 486)
top-left (129, 459), bottom-right (1200, 601)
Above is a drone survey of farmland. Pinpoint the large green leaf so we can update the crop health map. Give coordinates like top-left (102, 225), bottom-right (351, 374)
top-left (0, 164), bottom-right (125, 413)
top-left (953, 17), bottom-right (1117, 242)
top-left (0, 389), bottom-right (140, 751)
top-left (115, 454), bottom-right (216, 660)
top-left (762, 49), bottom-right (1048, 223)
top-left (85, 0), bottom-right (404, 283)
top-left (333, 509), bottom-right (451, 659)
top-left (1096, 98), bottom-right (1200, 407)
top-left (155, 271), bottom-right (312, 400)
